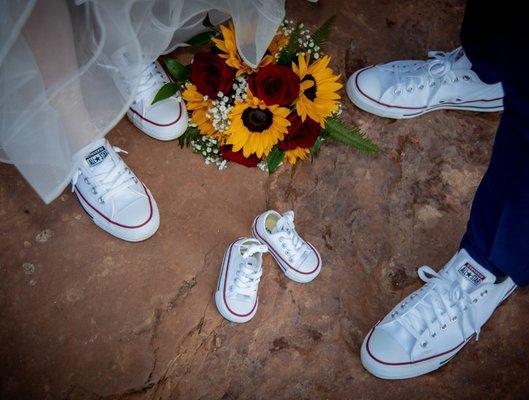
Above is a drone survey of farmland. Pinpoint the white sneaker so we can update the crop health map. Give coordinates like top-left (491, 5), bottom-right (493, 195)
top-left (347, 47), bottom-right (504, 119)
top-left (252, 210), bottom-right (321, 283)
top-left (72, 138), bottom-right (160, 242)
top-left (215, 238), bottom-right (268, 323)
top-left (127, 61), bottom-right (188, 141)
top-left (361, 249), bottom-right (516, 380)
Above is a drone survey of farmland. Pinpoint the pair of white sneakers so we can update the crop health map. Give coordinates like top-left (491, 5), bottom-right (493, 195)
top-left (215, 210), bottom-right (322, 323)
top-left (347, 47), bottom-right (515, 379)
top-left (71, 62), bottom-right (188, 242)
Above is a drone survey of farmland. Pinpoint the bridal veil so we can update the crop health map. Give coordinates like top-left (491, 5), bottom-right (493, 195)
top-left (0, 0), bottom-right (285, 203)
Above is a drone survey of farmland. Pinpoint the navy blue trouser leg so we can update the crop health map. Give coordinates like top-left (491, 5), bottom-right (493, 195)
top-left (460, 1), bottom-right (529, 285)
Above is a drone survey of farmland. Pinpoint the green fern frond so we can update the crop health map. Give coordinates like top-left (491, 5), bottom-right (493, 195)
top-left (323, 115), bottom-right (381, 153)
top-left (312, 14), bottom-right (336, 50)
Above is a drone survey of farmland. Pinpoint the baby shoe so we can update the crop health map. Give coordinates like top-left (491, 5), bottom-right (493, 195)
top-left (215, 238), bottom-right (268, 323)
top-left (252, 210), bottom-right (321, 283)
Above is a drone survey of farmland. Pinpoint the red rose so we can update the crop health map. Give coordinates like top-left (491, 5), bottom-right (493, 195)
top-left (190, 52), bottom-right (235, 99)
top-left (220, 145), bottom-right (261, 168)
top-left (278, 114), bottom-right (321, 151)
top-left (248, 64), bottom-right (300, 106)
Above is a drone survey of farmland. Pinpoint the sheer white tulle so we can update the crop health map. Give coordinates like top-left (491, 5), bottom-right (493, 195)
top-left (0, 0), bottom-right (285, 203)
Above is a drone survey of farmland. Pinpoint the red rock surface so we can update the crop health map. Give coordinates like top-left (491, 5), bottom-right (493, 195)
top-left (1, 1), bottom-right (528, 399)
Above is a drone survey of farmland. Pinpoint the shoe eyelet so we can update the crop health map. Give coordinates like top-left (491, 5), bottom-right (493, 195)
top-left (451, 316), bottom-right (457, 322)
top-left (441, 324), bottom-right (447, 330)
top-left (289, 258), bottom-right (294, 263)
top-left (406, 87), bottom-right (414, 93)
top-left (462, 75), bottom-right (471, 81)
top-left (133, 177), bottom-right (139, 184)
top-left (431, 332), bottom-right (437, 338)
top-left (91, 187), bottom-right (98, 195)
top-left (463, 306), bottom-right (468, 311)
top-left (420, 340), bottom-right (428, 348)
top-left (84, 177), bottom-right (90, 184)
top-left (453, 78), bottom-right (459, 83)
top-left (394, 89), bottom-right (402, 95)
top-left (429, 82), bottom-right (435, 87)
top-left (472, 298), bottom-right (478, 303)
top-left (418, 85), bottom-right (424, 90)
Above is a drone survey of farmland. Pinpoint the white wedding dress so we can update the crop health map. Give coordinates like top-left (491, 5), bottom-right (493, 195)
top-left (0, 0), bottom-right (285, 203)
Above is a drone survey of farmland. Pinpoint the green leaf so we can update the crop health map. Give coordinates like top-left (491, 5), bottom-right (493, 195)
top-left (152, 82), bottom-right (180, 105)
top-left (277, 22), bottom-right (301, 65)
top-left (164, 59), bottom-right (190, 83)
top-left (203, 13), bottom-right (214, 28)
top-left (312, 14), bottom-right (336, 50)
top-left (185, 30), bottom-right (218, 46)
top-left (267, 147), bottom-right (285, 173)
top-left (323, 115), bottom-right (381, 153)
top-left (177, 126), bottom-right (201, 149)
top-left (311, 136), bottom-right (323, 158)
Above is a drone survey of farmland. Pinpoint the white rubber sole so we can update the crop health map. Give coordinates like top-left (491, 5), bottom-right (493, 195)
top-left (346, 70), bottom-right (504, 120)
top-left (127, 109), bottom-right (188, 141)
top-left (360, 330), bottom-right (468, 379)
top-left (74, 188), bottom-right (160, 242)
top-left (361, 285), bottom-right (517, 379)
top-left (251, 217), bottom-right (321, 284)
top-left (214, 243), bottom-right (257, 323)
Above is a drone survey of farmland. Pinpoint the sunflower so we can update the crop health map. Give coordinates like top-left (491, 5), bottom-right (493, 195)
top-left (226, 91), bottom-right (291, 158)
top-left (284, 147), bottom-right (310, 165)
top-left (267, 31), bottom-right (290, 58)
top-left (292, 54), bottom-right (343, 127)
top-left (212, 22), bottom-right (275, 76)
top-left (182, 83), bottom-right (220, 140)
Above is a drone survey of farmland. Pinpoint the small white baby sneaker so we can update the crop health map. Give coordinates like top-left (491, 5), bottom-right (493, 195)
top-left (361, 249), bottom-right (516, 380)
top-left (252, 210), bottom-right (321, 283)
top-left (72, 138), bottom-right (160, 242)
top-left (347, 47), bottom-right (504, 119)
top-left (215, 238), bottom-right (268, 323)
top-left (127, 61), bottom-right (188, 141)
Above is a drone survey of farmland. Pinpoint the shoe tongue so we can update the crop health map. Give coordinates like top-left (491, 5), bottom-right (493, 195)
top-left (84, 142), bottom-right (116, 175)
top-left (453, 48), bottom-right (472, 70)
top-left (272, 215), bottom-right (293, 234)
top-left (443, 249), bottom-right (495, 292)
top-left (240, 242), bottom-right (266, 263)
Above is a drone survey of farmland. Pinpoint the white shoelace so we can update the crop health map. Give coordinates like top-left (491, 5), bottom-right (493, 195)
top-left (72, 146), bottom-right (139, 204)
top-left (274, 211), bottom-right (308, 264)
top-left (230, 243), bottom-right (268, 300)
top-left (389, 48), bottom-right (467, 95)
top-left (396, 266), bottom-right (483, 346)
top-left (134, 63), bottom-right (167, 105)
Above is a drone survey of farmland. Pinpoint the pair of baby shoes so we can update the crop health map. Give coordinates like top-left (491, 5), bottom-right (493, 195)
top-left (215, 210), bottom-right (322, 323)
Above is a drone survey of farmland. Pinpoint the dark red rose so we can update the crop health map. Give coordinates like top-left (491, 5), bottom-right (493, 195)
top-left (278, 114), bottom-right (321, 151)
top-left (248, 64), bottom-right (300, 106)
top-left (190, 51), bottom-right (235, 99)
top-left (220, 145), bottom-right (261, 168)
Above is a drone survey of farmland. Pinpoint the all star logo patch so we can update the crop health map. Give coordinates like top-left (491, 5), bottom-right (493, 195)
top-left (458, 262), bottom-right (485, 286)
top-left (85, 146), bottom-right (108, 167)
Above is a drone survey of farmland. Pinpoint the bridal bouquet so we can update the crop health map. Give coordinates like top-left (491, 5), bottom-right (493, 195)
top-left (154, 15), bottom-right (380, 172)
